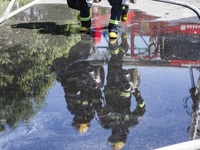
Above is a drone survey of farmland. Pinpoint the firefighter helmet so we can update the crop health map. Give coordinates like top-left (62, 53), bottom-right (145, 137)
top-left (111, 141), bottom-right (125, 150)
top-left (74, 122), bottom-right (90, 134)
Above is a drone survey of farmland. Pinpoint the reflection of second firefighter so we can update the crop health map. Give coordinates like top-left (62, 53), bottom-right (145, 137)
top-left (97, 33), bottom-right (146, 149)
top-left (187, 69), bottom-right (200, 140)
top-left (49, 34), bottom-right (104, 134)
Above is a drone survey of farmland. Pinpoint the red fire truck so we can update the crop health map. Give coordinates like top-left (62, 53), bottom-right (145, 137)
top-left (92, 6), bottom-right (200, 67)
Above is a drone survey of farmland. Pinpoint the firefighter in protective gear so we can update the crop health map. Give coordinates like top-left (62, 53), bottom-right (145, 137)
top-left (49, 34), bottom-right (104, 134)
top-left (96, 32), bottom-right (146, 149)
top-left (67, 0), bottom-right (91, 32)
top-left (67, 0), bottom-right (101, 32)
top-left (108, 0), bottom-right (130, 39)
top-left (121, 0), bottom-right (130, 22)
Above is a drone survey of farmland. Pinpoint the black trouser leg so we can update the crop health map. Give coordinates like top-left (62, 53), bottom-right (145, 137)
top-left (108, 0), bottom-right (123, 33)
top-left (67, 0), bottom-right (91, 28)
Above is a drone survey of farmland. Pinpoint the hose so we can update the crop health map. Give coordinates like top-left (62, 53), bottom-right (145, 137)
top-left (153, 0), bottom-right (200, 20)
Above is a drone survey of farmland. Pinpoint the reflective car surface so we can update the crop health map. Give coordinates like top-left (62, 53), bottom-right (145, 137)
top-left (0, 1), bottom-right (200, 150)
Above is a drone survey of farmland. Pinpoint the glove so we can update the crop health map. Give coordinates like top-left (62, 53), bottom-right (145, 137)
top-left (133, 89), bottom-right (141, 98)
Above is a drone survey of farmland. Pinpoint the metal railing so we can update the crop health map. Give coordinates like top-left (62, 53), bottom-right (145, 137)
top-left (0, 0), bottom-right (42, 25)
top-left (0, 0), bottom-right (16, 24)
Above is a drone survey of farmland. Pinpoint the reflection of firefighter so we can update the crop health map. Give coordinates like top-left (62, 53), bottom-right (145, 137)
top-left (63, 61), bottom-right (104, 134)
top-left (97, 33), bottom-right (146, 149)
top-left (187, 67), bottom-right (200, 140)
top-left (49, 34), bottom-right (105, 134)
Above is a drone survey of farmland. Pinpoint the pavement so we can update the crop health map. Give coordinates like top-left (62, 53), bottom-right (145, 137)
top-left (38, 0), bottom-right (200, 22)
top-left (3, 0), bottom-right (200, 24)
top-left (94, 0), bottom-right (200, 22)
